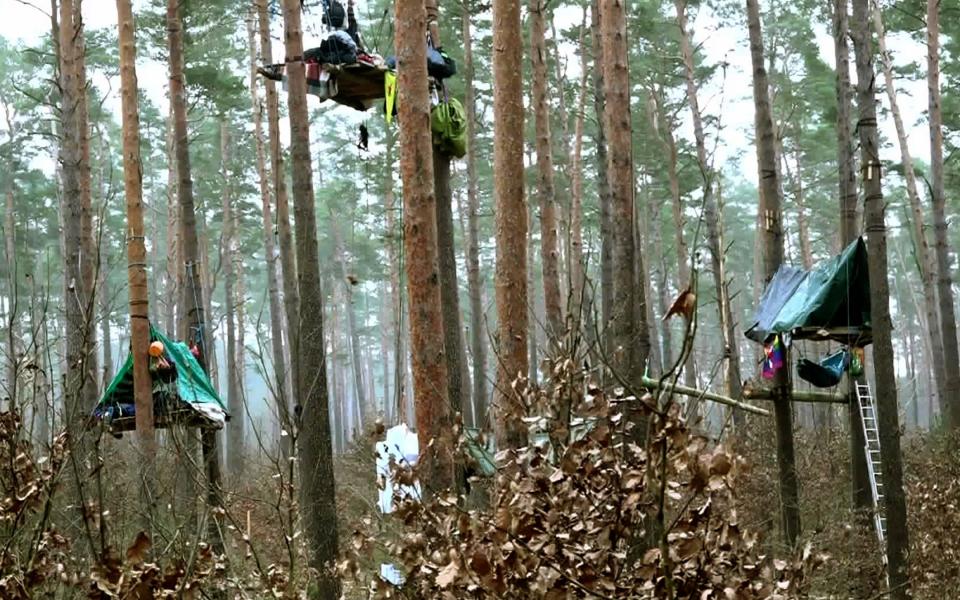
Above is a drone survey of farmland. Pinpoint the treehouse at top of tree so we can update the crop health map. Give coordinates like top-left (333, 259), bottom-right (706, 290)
top-left (91, 324), bottom-right (228, 435)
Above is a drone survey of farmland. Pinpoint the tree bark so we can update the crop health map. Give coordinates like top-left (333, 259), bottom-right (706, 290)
top-left (249, 6), bottom-right (291, 457)
top-left (569, 12), bottom-right (588, 334)
top-left (396, 0), bottom-right (455, 492)
top-left (167, 0), bottom-right (224, 554)
top-left (116, 0), bottom-right (156, 524)
top-left (851, 0), bottom-right (911, 591)
top-left (280, 0), bottom-right (340, 591)
top-left (163, 107), bottom-right (179, 337)
top-left (59, 0), bottom-right (97, 435)
top-left (258, 0), bottom-right (299, 441)
top-left (926, 0), bottom-right (960, 430)
top-left (591, 0), bottom-right (613, 358)
top-left (601, 0), bottom-right (649, 411)
top-left (530, 0), bottom-right (564, 341)
top-left (746, 0), bottom-right (800, 548)
top-left (461, 9), bottom-right (487, 427)
top-left (493, 0), bottom-right (529, 449)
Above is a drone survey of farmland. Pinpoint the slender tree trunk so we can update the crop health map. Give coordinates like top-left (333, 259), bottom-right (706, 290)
top-left (569, 13), bottom-right (588, 333)
top-left (221, 122), bottom-right (244, 478)
top-left (167, 0), bottom-right (224, 553)
top-left (383, 128), bottom-right (407, 423)
top-left (59, 0), bottom-right (97, 435)
top-left (98, 268), bottom-right (112, 393)
top-left (601, 0), bottom-right (649, 426)
top-left (674, 0), bottom-right (743, 425)
top-left (872, 5), bottom-right (945, 414)
top-left (833, 0), bottom-right (873, 513)
top-left (116, 0), bottom-right (156, 525)
top-left (530, 0), bottom-right (564, 341)
top-left (746, 0), bottom-right (800, 548)
top-left (280, 0), bottom-right (340, 590)
top-left (249, 7), bottom-right (291, 457)
top-left (461, 10), bottom-right (487, 426)
top-left (4, 180), bottom-right (18, 406)
top-left (164, 110), bottom-right (179, 337)
top-left (651, 90), bottom-right (696, 390)
top-left (591, 0), bottom-right (613, 357)
top-left (492, 0), bottom-right (529, 449)
top-left (926, 0), bottom-right (960, 430)
top-left (328, 207), bottom-right (369, 429)
top-left (258, 0), bottom-right (300, 438)
top-left (423, 1), bottom-right (471, 438)
top-left (527, 192), bottom-right (539, 386)
top-left (851, 0), bottom-right (911, 591)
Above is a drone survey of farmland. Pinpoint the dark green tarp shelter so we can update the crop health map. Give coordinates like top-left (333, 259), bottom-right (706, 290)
top-left (745, 238), bottom-right (872, 345)
top-left (93, 325), bottom-right (227, 432)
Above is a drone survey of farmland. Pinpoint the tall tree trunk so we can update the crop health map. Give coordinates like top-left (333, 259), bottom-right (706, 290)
top-left (116, 0), bottom-right (156, 525)
top-left (383, 128), bottom-right (407, 423)
top-left (674, 0), bottom-right (743, 425)
top-left (425, 0), bottom-right (471, 438)
top-left (258, 0), bottom-right (299, 441)
top-left (167, 0), bottom-right (224, 553)
top-left (396, 0), bottom-right (454, 492)
top-left (221, 122), bottom-right (244, 478)
top-left (601, 0), bottom-right (649, 411)
top-left (851, 0), bottom-right (912, 591)
top-left (461, 9), bottom-right (487, 427)
top-left (926, 0), bottom-right (960, 430)
top-left (530, 0), bottom-right (564, 341)
top-left (280, 0), bottom-right (340, 591)
top-left (746, 0), bottom-right (800, 548)
top-left (833, 0), bottom-right (872, 514)
top-left (591, 0), bottom-right (613, 357)
top-left (527, 192), bottom-right (539, 386)
top-left (328, 207), bottom-right (369, 429)
top-left (493, 0), bottom-right (529, 449)
top-left (569, 13), bottom-right (588, 333)
top-left (59, 0), bottom-right (97, 436)
top-left (4, 177), bottom-right (18, 407)
top-left (651, 90), bottom-right (696, 390)
top-left (164, 109), bottom-right (179, 337)
top-left (249, 6), bottom-right (291, 457)
top-left (872, 5), bottom-right (945, 415)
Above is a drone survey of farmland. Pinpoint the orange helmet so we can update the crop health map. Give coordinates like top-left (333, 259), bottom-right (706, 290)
top-left (149, 341), bottom-right (165, 357)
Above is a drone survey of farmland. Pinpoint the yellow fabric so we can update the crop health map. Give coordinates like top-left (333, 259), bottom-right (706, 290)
top-left (384, 71), bottom-right (397, 124)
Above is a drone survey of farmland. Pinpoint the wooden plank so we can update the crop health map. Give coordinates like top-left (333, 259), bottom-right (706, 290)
top-left (641, 376), bottom-right (771, 416)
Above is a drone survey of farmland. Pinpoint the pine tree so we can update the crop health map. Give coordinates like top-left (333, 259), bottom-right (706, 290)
top-left (746, 0), bottom-right (800, 547)
top-left (280, 0), bottom-right (340, 591)
top-left (493, 0), bottom-right (529, 449)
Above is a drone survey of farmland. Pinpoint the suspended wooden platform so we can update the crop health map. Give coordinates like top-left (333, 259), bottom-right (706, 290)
top-left (259, 61), bottom-right (392, 112)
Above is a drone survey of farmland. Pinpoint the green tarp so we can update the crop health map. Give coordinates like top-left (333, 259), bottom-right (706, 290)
top-left (745, 238), bottom-right (872, 345)
top-left (95, 325), bottom-right (227, 426)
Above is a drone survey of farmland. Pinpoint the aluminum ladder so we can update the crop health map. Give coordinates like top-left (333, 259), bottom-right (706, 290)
top-left (856, 382), bottom-right (887, 567)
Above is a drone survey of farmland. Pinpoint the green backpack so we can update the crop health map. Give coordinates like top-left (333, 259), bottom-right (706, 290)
top-left (431, 98), bottom-right (467, 159)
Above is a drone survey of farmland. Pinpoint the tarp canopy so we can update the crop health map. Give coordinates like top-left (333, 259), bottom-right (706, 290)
top-left (745, 238), bottom-right (872, 345)
top-left (94, 325), bottom-right (227, 429)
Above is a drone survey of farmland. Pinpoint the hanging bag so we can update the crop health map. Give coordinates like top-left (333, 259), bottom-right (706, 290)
top-left (431, 97), bottom-right (467, 158)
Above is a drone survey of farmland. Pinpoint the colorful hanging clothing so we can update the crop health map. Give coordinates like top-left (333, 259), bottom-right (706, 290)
top-left (762, 335), bottom-right (786, 379)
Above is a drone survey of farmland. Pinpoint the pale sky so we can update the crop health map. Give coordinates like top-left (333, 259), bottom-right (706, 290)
top-left (1, 0), bottom-right (933, 184)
